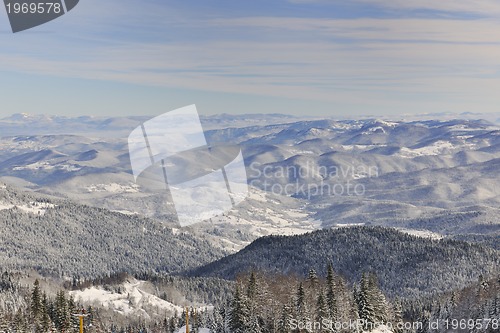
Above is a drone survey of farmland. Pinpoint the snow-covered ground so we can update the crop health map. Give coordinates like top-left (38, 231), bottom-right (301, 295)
top-left (398, 140), bottom-right (455, 158)
top-left (366, 324), bottom-right (394, 333)
top-left (13, 162), bottom-right (82, 172)
top-left (177, 327), bottom-right (209, 333)
top-left (70, 278), bottom-right (183, 320)
top-left (85, 183), bottom-right (140, 193)
top-left (396, 228), bottom-right (443, 240)
top-left (0, 201), bottom-right (55, 216)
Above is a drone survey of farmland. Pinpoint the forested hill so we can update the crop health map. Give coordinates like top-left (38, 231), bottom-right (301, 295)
top-left (189, 227), bottom-right (500, 298)
top-left (0, 186), bottom-right (226, 277)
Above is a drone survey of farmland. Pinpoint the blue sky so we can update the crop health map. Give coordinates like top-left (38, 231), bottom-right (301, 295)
top-left (1, 0), bottom-right (500, 118)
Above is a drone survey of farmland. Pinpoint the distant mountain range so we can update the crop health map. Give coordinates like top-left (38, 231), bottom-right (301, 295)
top-left (0, 113), bottom-right (498, 250)
top-left (0, 112), bottom-right (499, 323)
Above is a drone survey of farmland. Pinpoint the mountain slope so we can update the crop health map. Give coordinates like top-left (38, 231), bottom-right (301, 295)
top-left (190, 227), bottom-right (500, 298)
top-left (0, 184), bottom-right (226, 277)
top-left (0, 117), bottom-right (499, 248)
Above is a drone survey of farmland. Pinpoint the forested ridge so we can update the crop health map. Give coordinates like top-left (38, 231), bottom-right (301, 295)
top-left (190, 227), bottom-right (500, 298)
top-left (0, 203), bottom-right (225, 277)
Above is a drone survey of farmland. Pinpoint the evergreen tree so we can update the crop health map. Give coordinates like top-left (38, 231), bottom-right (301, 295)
top-left (31, 279), bottom-right (43, 330)
top-left (41, 292), bottom-right (52, 333)
top-left (307, 269), bottom-right (319, 290)
top-left (295, 282), bottom-right (310, 333)
top-left (326, 264), bottom-right (338, 325)
top-left (209, 307), bottom-right (224, 333)
top-left (229, 287), bottom-right (248, 333)
top-left (296, 282), bottom-right (306, 314)
top-left (391, 299), bottom-right (404, 333)
top-left (278, 304), bottom-right (293, 333)
top-left (247, 272), bottom-right (257, 300)
top-left (54, 291), bottom-right (71, 332)
top-left (357, 273), bottom-right (377, 327)
top-left (367, 273), bottom-right (389, 323)
top-left (315, 289), bottom-right (328, 331)
top-left (444, 292), bottom-right (457, 320)
top-left (0, 311), bottom-right (10, 333)
top-left (247, 312), bottom-right (261, 333)
top-left (13, 309), bottom-right (27, 333)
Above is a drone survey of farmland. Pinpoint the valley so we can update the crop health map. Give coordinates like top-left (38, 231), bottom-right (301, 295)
top-left (0, 113), bottom-right (498, 331)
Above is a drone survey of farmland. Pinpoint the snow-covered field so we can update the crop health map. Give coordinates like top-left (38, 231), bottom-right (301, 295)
top-left (70, 278), bottom-right (183, 320)
top-left (398, 140), bottom-right (456, 158)
top-left (396, 228), bottom-right (443, 240)
top-left (85, 183), bottom-right (140, 193)
top-left (13, 161), bottom-right (82, 172)
top-left (0, 201), bottom-right (55, 216)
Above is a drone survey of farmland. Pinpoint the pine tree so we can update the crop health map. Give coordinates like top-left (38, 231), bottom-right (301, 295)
top-left (367, 273), bottom-right (389, 323)
top-left (417, 311), bottom-right (430, 333)
top-left (31, 279), bottom-right (43, 330)
top-left (209, 307), bottom-right (224, 333)
top-left (357, 273), bottom-right (376, 327)
top-left (247, 272), bottom-right (257, 300)
top-left (307, 269), bottom-right (319, 290)
top-left (326, 264), bottom-right (338, 325)
top-left (245, 272), bottom-right (262, 333)
top-left (493, 292), bottom-right (500, 317)
top-left (0, 311), bottom-right (10, 333)
top-left (391, 299), bottom-right (404, 333)
top-left (54, 291), bottom-right (71, 332)
top-left (41, 293), bottom-right (52, 333)
top-left (296, 282), bottom-right (310, 332)
top-left (190, 307), bottom-right (198, 333)
top-left (180, 308), bottom-right (187, 328)
top-left (296, 282), bottom-right (306, 317)
top-left (444, 292), bottom-right (457, 320)
top-left (229, 287), bottom-right (248, 333)
top-left (247, 313), bottom-right (261, 333)
top-left (316, 288), bottom-right (328, 330)
top-left (278, 304), bottom-right (293, 333)
top-left (13, 309), bottom-right (27, 333)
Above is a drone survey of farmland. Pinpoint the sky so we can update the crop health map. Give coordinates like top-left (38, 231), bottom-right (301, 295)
top-left (1, 0), bottom-right (500, 118)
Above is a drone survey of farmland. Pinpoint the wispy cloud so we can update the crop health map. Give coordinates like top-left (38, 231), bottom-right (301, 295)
top-left (362, 0), bottom-right (500, 16)
top-left (287, 0), bottom-right (500, 16)
top-left (211, 17), bottom-right (500, 43)
top-left (1, 0), bottom-right (500, 115)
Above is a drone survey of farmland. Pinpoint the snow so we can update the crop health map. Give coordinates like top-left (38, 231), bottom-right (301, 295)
top-left (0, 201), bottom-right (55, 216)
top-left (13, 162), bottom-right (81, 172)
top-left (291, 149), bottom-right (316, 155)
top-left (376, 120), bottom-right (398, 127)
top-left (86, 183), bottom-right (140, 193)
top-left (398, 140), bottom-right (455, 158)
top-left (70, 278), bottom-right (183, 319)
top-left (13, 161), bottom-right (55, 171)
top-left (335, 223), bottom-right (366, 228)
top-left (396, 228), bottom-right (443, 240)
top-left (247, 190), bottom-right (269, 203)
top-left (197, 188), bottom-right (322, 251)
top-left (368, 126), bottom-right (386, 133)
top-left (177, 327), bottom-right (209, 333)
top-left (365, 324), bottom-right (394, 333)
top-left (341, 144), bottom-right (386, 151)
top-left (111, 209), bottom-right (139, 215)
